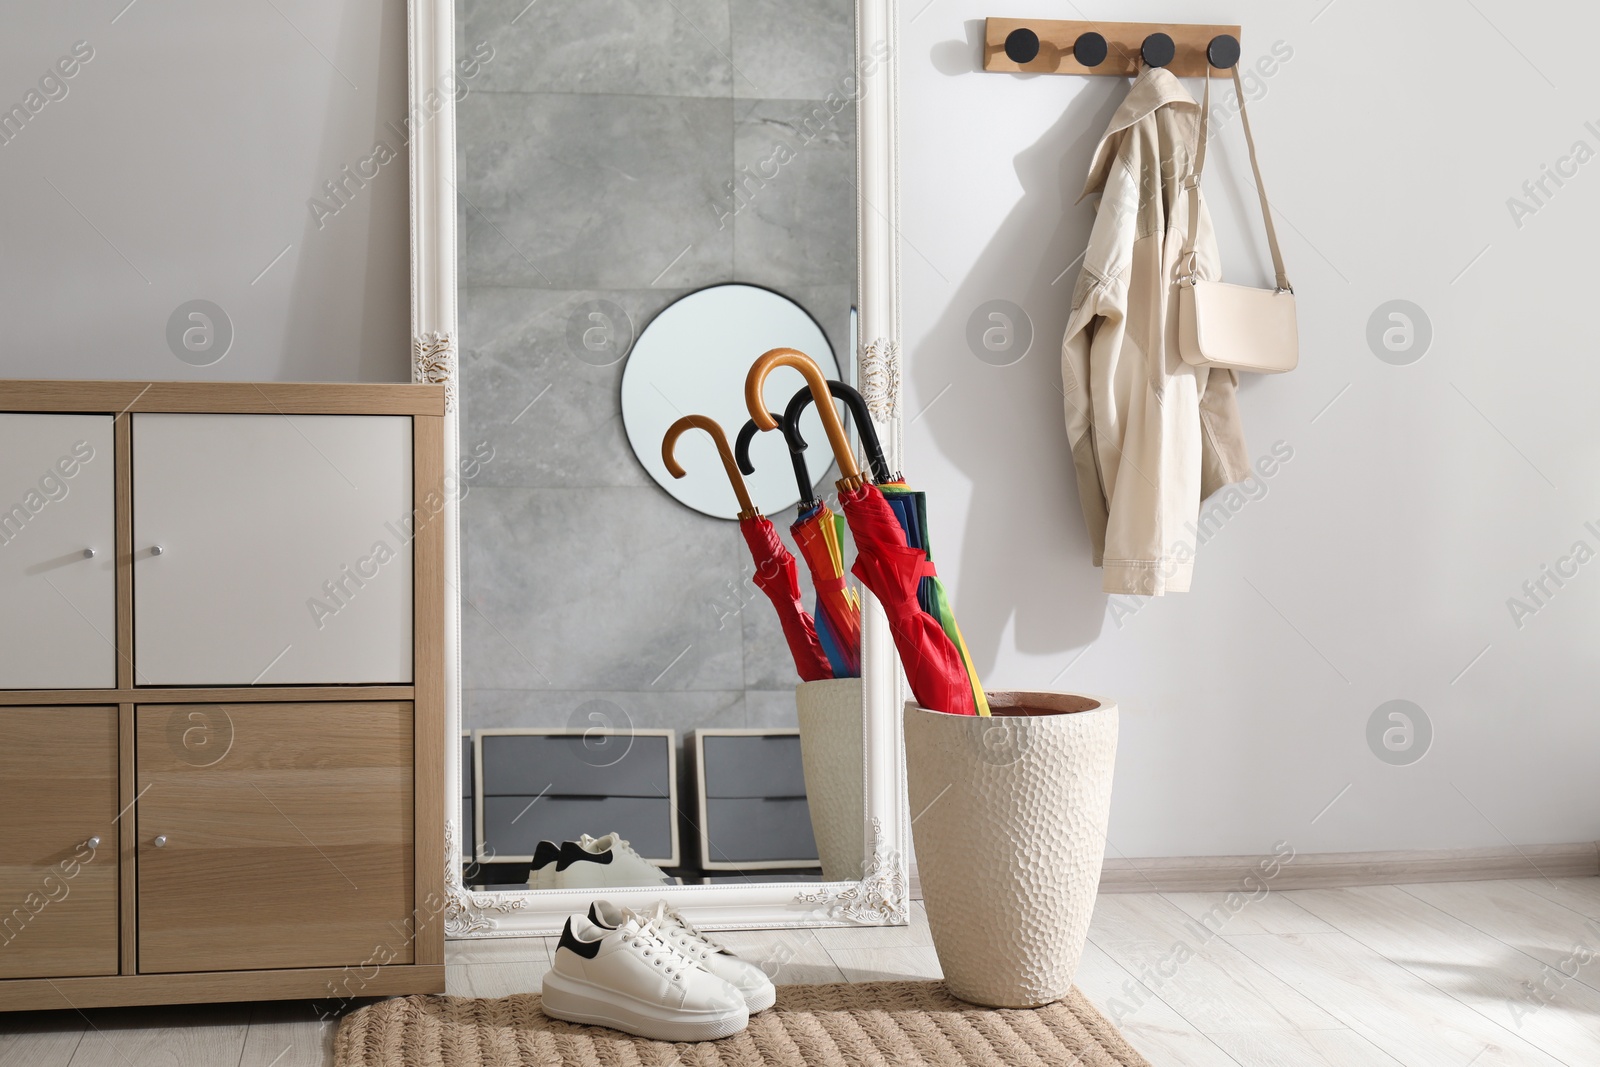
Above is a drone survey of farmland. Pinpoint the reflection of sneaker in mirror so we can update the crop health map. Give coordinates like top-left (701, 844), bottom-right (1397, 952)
top-left (588, 900), bottom-right (777, 1013)
top-left (528, 835), bottom-right (671, 890)
top-left (526, 840), bottom-right (564, 889)
top-left (573, 832), bottom-right (671, 888)
top-left (541, 913), bottom-right (748, 1041)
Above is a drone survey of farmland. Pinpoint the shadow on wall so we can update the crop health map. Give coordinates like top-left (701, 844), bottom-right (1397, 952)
top-left (916, 22), bottom-right (1131, 677)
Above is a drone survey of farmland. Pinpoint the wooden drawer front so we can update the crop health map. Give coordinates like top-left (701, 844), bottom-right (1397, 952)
top-left (703, 798), bottom-right (818, 865)
top-left (135, 703), bottom-right (414, 974)
top-left (0, 707), bottom-right (119, 979)
top-left (481, 796), bottom-right (675, 863)
top-left (131, 413), bottom-right (414, 686)
top-left (0, 415), bottom-right (116, 690)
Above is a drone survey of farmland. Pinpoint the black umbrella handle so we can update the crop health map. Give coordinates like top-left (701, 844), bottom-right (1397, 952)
top-left (735, 414), bottom-right (816, 506)
top-left (782, 380), bottom-right (894, 485)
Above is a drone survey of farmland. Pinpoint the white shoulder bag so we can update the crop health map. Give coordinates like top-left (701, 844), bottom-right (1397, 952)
top-left (1177, 68), bottom-right (1298, 374)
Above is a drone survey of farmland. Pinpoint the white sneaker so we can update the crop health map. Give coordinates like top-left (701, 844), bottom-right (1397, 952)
top-left (526, 835), bottom-right (671, 890)
top-left (541, 913), bottom-right (748, 1041)
top-left (571, 833), bottom-right (672, 888)
top-left (589, 900), bottom-right (777, 1013)
top-left (526, 840), bottom-right (564, 889)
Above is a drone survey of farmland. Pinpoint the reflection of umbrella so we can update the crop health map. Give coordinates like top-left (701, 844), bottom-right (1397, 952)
top-left (663, 415), bottom-right (832, 682)
top-left (736, 415), bottom-right (861, 679)
top-left (745, 351), bottom-right (989, 716)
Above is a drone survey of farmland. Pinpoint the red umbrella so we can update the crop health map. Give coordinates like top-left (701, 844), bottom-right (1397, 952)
top-left (662, 414), bottom-right (832, 682)
top-left (744, 350), bottom-right (987, 716)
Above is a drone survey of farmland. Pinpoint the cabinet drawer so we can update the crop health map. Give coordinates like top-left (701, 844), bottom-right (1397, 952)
top-left (475, 729), bottom-right (679, 865)
top-left (479, 731), bottom-right (673, 797)
top-left (0, 707), bottom-right (119, 979)
top-left (481, 796), bottom-right (676, 864)
top-left (701, 734), bottom-right (807, 798)
top-left (691, 730), bottom-right (818, 870)
top-left (135, 702), bottom-right (414, 974)
top-left (702, 798), bottom-right (818, 865)
top-left (131, 413), bottom-right (414, 686)
top-left (0, 415), bottom-right (116, 689)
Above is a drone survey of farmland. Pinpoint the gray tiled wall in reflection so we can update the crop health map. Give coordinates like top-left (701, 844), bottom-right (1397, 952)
top-left (455, 1), bottom-right (856, 760)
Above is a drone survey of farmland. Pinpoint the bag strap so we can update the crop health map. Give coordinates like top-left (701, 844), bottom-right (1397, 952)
top-left (1184, 68), bottom-right (1292, 293)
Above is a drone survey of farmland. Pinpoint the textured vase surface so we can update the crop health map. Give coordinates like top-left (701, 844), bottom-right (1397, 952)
top-left (795, 678), bottom-right (865, 882)
top-left (905, 691), bottom-right (1118, 1008)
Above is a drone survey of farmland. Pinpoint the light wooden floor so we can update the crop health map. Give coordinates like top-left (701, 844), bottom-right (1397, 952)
top-left (4, 878), bottom-right (1598, 1065)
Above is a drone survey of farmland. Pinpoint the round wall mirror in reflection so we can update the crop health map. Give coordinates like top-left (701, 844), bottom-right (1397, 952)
top-left (621, 284), bottom-right (842, 520)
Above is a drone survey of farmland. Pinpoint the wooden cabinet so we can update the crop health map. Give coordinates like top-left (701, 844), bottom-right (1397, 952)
top-left (136, 703), bottom-right (415, 973)
top-left (0, 415), bottom-right (117, 690)
top-left (132, 413), bottom-right (415, 686)
top-left (0, 381), bottom-right (446, 1012)
top-left (0, 707), bottom-right (120, 979)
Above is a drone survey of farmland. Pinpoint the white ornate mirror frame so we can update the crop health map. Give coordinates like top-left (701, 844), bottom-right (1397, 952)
top-left (408, 0), bottom-right (910, 936)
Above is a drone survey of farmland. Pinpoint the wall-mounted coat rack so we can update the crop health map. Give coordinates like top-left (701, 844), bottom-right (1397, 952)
top-left (984, 19), bottom-right (1242, 78)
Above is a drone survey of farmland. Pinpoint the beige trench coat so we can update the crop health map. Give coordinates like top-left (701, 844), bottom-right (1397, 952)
top-left (1061, 67), bottom-right (1250, 596)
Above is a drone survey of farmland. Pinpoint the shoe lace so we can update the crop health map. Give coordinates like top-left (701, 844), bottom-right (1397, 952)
top-left (626, 916), bottom-right (699, 982)
top-left (642, 901), bottom-right (724, 961)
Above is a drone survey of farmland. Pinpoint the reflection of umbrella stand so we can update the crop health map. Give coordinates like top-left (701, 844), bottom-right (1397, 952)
top-left (662, 415), bottom-right (831, 682)
top-left (794, 677), bottom-right (864, 882)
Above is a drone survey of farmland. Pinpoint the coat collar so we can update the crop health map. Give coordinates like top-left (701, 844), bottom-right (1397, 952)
top-left (1079, 67), bottom-right (1197, 200)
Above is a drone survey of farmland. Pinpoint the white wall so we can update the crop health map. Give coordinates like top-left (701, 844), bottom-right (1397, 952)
top-left (0, 0), bottom-right (409, 383)
top-left (900, 1), bottom-right (1600, 857)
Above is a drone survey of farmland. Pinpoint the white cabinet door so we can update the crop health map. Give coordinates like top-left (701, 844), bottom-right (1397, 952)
top-left (133, 413), bottom-right (414, 686)
top-left (0, 415), bottom-right (116, 689)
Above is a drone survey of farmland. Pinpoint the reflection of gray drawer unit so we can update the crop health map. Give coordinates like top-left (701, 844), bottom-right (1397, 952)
top-left (692, 730), bottom-right (820, 871)
top-left (474, 729), bottom-right (678, 866)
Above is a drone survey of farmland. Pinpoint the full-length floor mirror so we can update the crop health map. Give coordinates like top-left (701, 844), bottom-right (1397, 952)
top-left (412, 0), bottom-right (910, 936)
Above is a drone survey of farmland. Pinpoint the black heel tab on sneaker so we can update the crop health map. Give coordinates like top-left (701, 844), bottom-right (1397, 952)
top-left (557, 917), bottom-right (603, 960)
top-left (557, 840), bottom-right (613, 871)
top-left (531, 840), bottom-right (562, 869)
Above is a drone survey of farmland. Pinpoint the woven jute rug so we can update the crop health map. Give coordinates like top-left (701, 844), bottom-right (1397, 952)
top-left (333, 980), bottom-right (1151, 1066)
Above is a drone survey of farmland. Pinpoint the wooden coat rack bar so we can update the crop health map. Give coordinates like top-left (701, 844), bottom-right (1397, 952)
top-left (983, 19), bottom-right (1243, 78)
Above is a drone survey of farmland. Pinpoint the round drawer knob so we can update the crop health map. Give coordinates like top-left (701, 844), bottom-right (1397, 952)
top-left (85, 836), bottom-right (101, 849)
top-left (82, 547), bottom-right (96, 560)
top-left (150, 545), bottom-right (165, 557)
top-left (152, 835), bottom-right (167, 848)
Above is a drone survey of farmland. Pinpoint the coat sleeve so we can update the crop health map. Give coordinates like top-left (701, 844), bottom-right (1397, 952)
top-left (1060, 228), bottom-right (1120, 569)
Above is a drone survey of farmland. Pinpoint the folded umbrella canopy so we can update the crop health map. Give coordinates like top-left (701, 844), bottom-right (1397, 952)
top-left (663, 414), bottom-right (832, 682)
top-left (745, 350), bottom-right (989, 716)
top-left (735, 414), bottom-right (861, 678)
top-left (783, 378), bottom-right (980, 709)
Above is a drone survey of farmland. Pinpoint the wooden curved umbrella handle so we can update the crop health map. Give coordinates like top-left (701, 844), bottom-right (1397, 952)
top-left (744, 348), bottom-right (863, 486)
top-left (662, 414), bottom-right (759, 518)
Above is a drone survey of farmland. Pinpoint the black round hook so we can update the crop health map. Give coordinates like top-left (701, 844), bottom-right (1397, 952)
top-left (735, 415), bottom-right (816, 507)
top-left (1004, 27), bottom-right (1040, 64)
top-left (1073, 31), bottom-right (1108, 68)
top-left (1207, 34), bottom-right (1241, 70)
top-left (1140, 32), bottom-right (1175, 69)
top-left (782, 381), bottom-right (894, 486)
